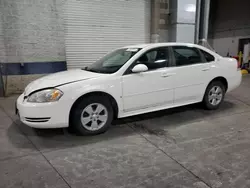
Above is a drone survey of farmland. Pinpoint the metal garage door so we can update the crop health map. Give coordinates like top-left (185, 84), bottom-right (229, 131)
top-left (64, 0), bottom-right (150, 69)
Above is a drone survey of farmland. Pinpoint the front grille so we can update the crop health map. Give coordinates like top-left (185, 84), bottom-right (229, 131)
top-left (25, 117), bottom-right (50, 123)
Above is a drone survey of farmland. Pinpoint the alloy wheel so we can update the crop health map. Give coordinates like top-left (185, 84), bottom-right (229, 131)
top-left (80, 103), bottom-right (108, 131)
top-left (208, 86), bottom-right (223, 106)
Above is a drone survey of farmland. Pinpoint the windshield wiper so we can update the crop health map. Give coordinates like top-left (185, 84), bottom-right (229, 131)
top-left (82, 67), bottom-right (101, 73)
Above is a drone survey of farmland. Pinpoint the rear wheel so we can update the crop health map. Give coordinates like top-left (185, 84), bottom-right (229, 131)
top-left (203, 81), bottom-right (225, 110)
top-left (71, 96), bottom-right (114, 135)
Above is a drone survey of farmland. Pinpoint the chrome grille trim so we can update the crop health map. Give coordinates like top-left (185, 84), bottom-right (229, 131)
top-left (25, 117), bottom-right (50, 123)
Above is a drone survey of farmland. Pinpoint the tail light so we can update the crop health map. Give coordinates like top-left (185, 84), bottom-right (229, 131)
top-left (232, 56), bottom-right (241, 70)
top-left (237, 61), bottom-right (241, 70)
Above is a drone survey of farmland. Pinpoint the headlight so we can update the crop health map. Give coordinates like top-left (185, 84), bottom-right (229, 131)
top-left (27, 89), bottom-right (63, 103)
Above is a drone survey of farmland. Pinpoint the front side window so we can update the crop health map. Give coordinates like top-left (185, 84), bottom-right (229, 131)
top-left (85, 48), bottom-right (141, 74)
top-left (172, 46), bottom-right (202, 66)
top-left (136, 47), bottom-right (169, 70)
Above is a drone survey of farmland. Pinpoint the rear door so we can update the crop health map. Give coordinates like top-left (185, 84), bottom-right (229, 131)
top-left (170, 46), bottom-right (215, 105)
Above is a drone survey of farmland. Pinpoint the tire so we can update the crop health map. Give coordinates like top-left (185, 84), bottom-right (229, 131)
top-left (71, 96), bottom-right (114, 136)
top-left (203, 81), bottom-right (225, 110)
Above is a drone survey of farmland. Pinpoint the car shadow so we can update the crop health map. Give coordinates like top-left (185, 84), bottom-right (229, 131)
top-left (6, 100), bottom-right (238, 151)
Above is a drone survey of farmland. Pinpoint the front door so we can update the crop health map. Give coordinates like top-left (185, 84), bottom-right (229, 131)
top-left (122, 47), bottom-right (175, 112)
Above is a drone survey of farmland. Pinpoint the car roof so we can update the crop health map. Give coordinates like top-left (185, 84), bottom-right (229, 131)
top-left (124, 42), bottom-right (219, 56)
top-left (124, 42), bottom-right (205, 49)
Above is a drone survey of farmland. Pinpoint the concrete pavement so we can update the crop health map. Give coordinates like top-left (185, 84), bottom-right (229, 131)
top-left (0, 76), bottom-right (250, 188)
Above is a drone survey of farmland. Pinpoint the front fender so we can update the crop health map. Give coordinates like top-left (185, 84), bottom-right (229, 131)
top-left (58, 78), bottom-right (123, 117)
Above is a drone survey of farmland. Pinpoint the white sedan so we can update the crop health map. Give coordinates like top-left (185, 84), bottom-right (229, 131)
top-left (16, 43), bottom-right (242, 135)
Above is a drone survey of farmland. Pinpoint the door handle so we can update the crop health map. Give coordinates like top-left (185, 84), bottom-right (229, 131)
top-left (202, 67), bottom-right (210, 71)
top-left (161, 72), bottom-right (176, 77)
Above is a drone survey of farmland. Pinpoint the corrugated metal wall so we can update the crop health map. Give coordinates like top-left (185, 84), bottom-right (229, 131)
top-left (64, 0), bottom-right (150, 69)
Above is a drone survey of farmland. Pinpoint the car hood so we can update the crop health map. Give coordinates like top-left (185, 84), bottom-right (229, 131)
top-left (24, 69), bottom-right (104, 95)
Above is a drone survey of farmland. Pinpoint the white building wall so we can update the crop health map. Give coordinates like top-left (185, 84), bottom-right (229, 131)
top-left (0, 9), bottom-right (6, 96)
top-left (0, 0), bottom-right (66, 95)
top-left (1, 0), bottom-right (65, 63)
top-left (213, 34), bottom-right (250, 57)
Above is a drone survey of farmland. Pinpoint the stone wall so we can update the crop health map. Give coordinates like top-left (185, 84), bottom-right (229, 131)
top-left (151, 0), bottom-right (169, 42)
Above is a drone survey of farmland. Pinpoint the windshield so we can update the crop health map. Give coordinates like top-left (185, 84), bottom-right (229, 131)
top-left (85, 48), bottom-right (141, 74)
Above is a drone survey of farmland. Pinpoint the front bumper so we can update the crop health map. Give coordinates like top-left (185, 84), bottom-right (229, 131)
top-left (16, 94), bottom-right (69, 128)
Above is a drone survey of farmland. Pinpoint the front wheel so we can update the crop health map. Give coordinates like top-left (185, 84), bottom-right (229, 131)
top-left (71, 96), bottom-right (114, 135)
top-left (203, 81), bottom-right (225, 110)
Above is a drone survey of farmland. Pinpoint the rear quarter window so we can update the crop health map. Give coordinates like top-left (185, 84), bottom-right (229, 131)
top-left (200, 50), bottom-right (215, 62)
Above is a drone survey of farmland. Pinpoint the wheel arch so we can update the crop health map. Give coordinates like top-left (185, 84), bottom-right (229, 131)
top-left (207, 76), bottom-right (228, 92)
top-left (202, 76), bottom-right (228, 100)
top-left (69, 91), bottom-right (119, 126)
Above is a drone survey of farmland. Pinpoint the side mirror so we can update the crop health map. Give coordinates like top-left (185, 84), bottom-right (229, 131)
top-left (131, 64), bottom-right (148, 73)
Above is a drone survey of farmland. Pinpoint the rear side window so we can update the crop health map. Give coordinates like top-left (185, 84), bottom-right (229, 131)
top-left (200, 50), bottom-right (215, 62)
top-left (172, 46), bottom-right (202, 66)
